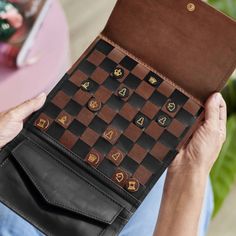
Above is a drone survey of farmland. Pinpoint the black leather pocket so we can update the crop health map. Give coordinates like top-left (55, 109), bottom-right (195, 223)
top-left (11, 139), bottom-right (123, 232)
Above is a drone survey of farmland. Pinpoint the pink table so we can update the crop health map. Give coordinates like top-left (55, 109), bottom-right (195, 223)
top-left (0, 0), bottom-right (70, 112)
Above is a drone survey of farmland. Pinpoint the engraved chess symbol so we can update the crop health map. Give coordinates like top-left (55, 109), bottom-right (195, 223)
top-left (137, 117), bottom-right (144, 126)
top-left (36, 118), bottom-right (49, 130)
top-left (148, 76), bottom-right (158, 86)
top-left (115, 172), bottom-right (124, 183)
top-left (126, 178), bottom-right (139, 192)
top-left (58, 115), bottom-right (68, 125)
top-left (104, 130), bottom-right (115, 140)
top-left (90, 100), bottom-right (99, 109)
top-left (157, 115), bottom-right (170, 127)
top-left (112, 152), bottom-right (122, 161)
top-left (114, 68), bottom-right (122, 77)
top-left (112, 67), bottom-right (124, 79)
top-left (159, 117), bottom-right (167, 126)
top-left (166, 102), bottom-right (177, 112)
top-left (87, 153), bottom-right (99, 165)
top-left (127, 181), bottom-right (137, 191)
top-left (88, 98), bottom-right (101, 112)
top-left (135, 115), bottom-right (147, 128)
top-left (118, 87), bottom-right (129, 98)
top-left (81, 81), bottom-right (90, 90)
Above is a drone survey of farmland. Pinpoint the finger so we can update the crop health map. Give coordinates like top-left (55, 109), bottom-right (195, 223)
top-left (219, 95), bottom-right (227, 135)
top-left (205, 93), bottom-right (221, 127)
top-left (8, 93), bottom-right (46, 121)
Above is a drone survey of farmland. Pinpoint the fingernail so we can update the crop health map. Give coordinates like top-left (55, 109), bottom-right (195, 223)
top-left (214, 93), bottom-right (221, 102)
top-left (36, 93), bottom-right (46, 99)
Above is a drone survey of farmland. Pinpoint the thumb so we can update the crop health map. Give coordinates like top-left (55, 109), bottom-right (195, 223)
top-left (8, 93), bottom-right (46, 121)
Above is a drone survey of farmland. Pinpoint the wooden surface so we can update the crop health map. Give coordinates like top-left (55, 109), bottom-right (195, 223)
top-left (58, 1), bottom-right (236, 235)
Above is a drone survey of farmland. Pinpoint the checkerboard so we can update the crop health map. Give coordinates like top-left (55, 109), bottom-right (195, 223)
top-left (32, 38), bottom-right (204, 199)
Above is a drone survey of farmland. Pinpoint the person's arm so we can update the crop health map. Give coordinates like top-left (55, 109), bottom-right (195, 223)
top-left (154, 92), bottom-right (227, 236)
top-left (0, 93), bottom-right (46, 149)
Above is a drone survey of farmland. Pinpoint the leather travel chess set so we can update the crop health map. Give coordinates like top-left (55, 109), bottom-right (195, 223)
top-left (0, 1), bottom-right (236, 235)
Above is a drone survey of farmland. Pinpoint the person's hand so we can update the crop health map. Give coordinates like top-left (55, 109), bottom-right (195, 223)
top-left (0, 93), bottom-right (46, 149)
top-left (169, 92), bottom-right (227, 175)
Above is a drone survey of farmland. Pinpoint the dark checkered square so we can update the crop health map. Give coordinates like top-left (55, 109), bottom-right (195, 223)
top-left (64, 100), bottom-right (82, 116)
top-left (123, 73), bottom-right (141, 89)
top-left (120, 156), bottom-right (139, 174)
top-left (100, 58), bottom-right (117, 73)
top-left (72, 139), bottom-right (90, 159)
top-left (95, 39), bottom-right (114, 55)
top-left (62, 80), bottom-right (78, 96)
top-left (44, 103), bottom-right (61, 119)
top-left (77, 59), bottom-right (97, 76)
top-left (68, 119), bottom-right (86, 136)
top-left (120, 56), bottom-right (138, 71)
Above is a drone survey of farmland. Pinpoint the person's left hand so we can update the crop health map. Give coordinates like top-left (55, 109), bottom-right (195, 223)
top-left (0, 93), bottom-right (46, 149)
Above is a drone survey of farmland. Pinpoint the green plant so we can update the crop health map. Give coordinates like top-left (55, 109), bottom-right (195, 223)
top-left (207, 0), bottom-right (236, 217)
top-left (208, 0), bottom-right (236, 18)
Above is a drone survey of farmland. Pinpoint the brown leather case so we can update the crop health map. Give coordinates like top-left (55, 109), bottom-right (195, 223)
top-left (101, 0), bottom-right (236, 104)
top-left (0, 1), bottom-right (236, 236)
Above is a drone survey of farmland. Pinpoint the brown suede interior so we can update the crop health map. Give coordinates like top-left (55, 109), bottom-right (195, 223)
top-left (102, 0), bottom-right (236, 104)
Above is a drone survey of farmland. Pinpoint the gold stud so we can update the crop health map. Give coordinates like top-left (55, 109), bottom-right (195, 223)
top-left (187, 3), bottom-right (195, 12)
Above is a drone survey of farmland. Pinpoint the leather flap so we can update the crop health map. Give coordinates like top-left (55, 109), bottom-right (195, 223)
top-left (11, 139), bottom-right (123, 225)
top-left (102, 0), bottom-right (236, 103)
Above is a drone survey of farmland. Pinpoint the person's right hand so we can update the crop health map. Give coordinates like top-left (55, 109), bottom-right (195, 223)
top-left (169, 92), bottom-right (227, 175)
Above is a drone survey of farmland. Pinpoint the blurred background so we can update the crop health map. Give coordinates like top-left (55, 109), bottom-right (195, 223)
top-left (58, 0), bottom-right (236, 235)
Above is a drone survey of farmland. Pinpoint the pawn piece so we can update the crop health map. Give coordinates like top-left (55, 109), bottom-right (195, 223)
top-left (117, 87), bottom-right (129, 99)
top-left (157, 114), bottom-right (171, 127)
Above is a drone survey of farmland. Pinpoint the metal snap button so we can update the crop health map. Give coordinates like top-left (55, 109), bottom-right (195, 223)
top-left (187, 3), bottom-right (196, 12)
